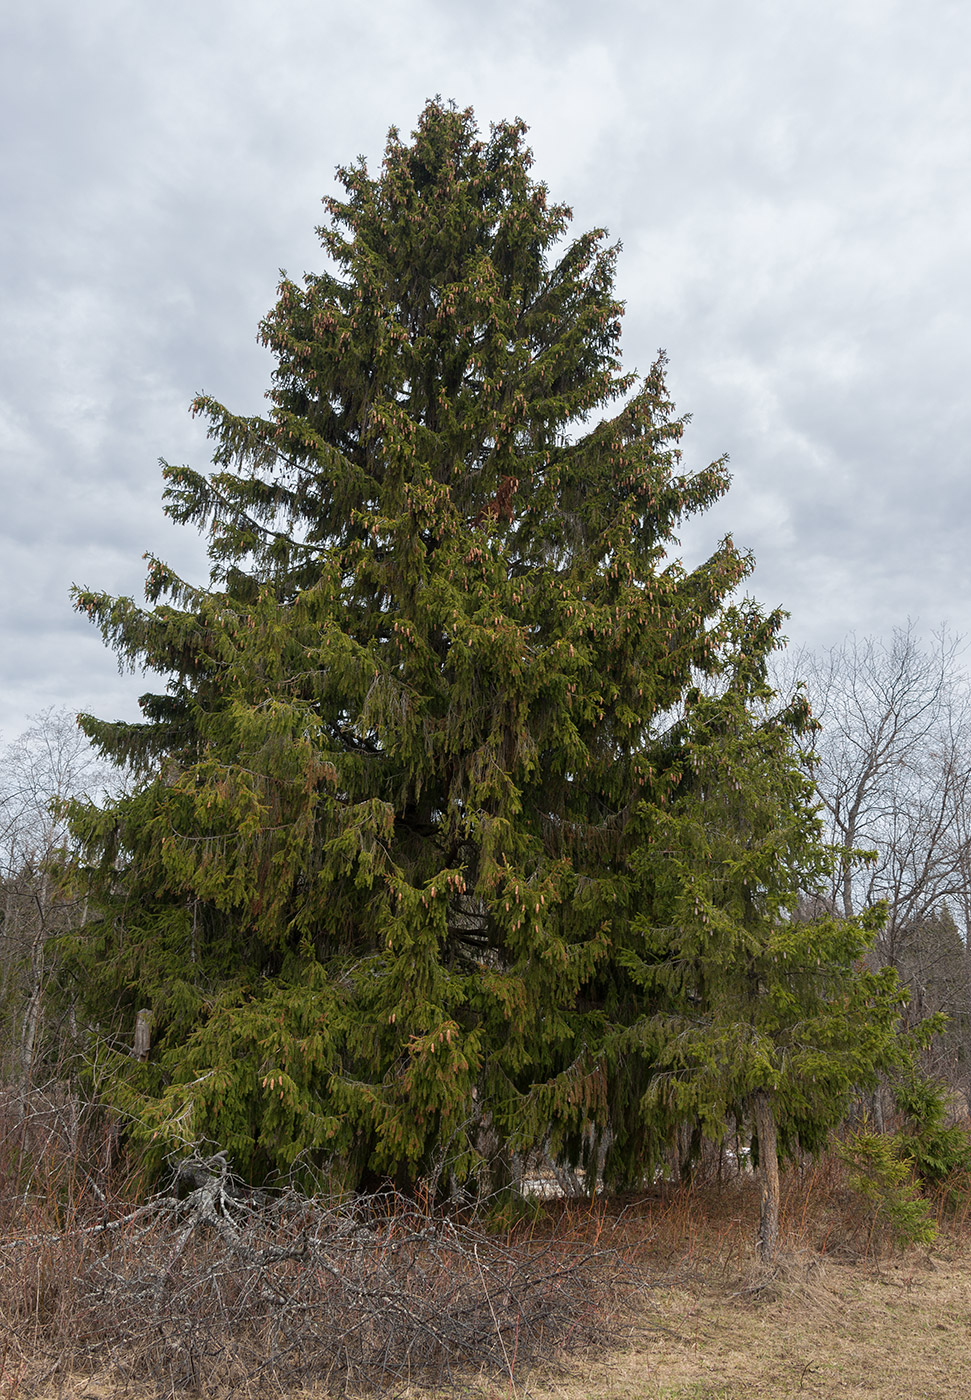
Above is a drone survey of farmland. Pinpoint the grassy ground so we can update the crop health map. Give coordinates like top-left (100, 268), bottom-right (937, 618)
top-left (419, 1166), bottom-right (971, 1400)
top-left (27, 1243), bottom-right (971, 1399)
top-left (518, 1246), bottom-right (971, 1399)
top-left (7, 1149), bottom-right (971, 1400)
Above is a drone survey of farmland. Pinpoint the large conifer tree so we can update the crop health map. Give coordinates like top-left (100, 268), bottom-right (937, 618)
top-left (65, 102), bottom-right (903, 1189)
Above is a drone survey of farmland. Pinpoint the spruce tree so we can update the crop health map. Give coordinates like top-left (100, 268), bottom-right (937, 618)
top-left (64, 101), bottom-right (904, 1191)
top-left (616, 614), bottom-right (908, 1255)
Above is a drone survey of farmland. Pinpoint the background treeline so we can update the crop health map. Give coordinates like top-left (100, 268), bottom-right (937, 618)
top-left (785, 625), bottom-right (971, 1105)
top-left (0, 709), bottom-right (114, 1083)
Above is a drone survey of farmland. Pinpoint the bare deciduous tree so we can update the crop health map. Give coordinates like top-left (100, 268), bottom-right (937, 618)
top-left (781, 625), bottom-right (971, 1092)
top-left (0, 709), bottom-right (112, 1078)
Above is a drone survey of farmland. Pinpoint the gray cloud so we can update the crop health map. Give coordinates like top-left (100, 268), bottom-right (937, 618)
top-left (3, 0), bottom-right (970, 736)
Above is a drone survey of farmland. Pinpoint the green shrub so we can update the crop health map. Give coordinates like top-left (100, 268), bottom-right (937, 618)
top-left (837, 1129), bottom-right (938, 1251)
top-left (891, 1070), bottom-right (971, 1211)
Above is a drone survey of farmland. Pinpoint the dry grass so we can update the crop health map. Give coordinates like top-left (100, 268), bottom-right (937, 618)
top-left (4, 1089), bottom-right (971, 1400)
top-left (507, 1244), bottom-right (971, 1399)
top-left (20, 1247), bottom-right (971, 1400)
top-left (406, 1166), bottom-right (971, 1400)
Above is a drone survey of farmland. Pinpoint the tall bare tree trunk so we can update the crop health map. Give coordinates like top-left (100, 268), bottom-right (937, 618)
top-left (752, 1090), bottom-right (780, 1263)
top-left (20, 867), bottom-right (51, 1080)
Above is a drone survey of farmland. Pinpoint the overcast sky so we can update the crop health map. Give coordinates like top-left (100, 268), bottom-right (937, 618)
top-left (3, 0), bottom-right (970, 741)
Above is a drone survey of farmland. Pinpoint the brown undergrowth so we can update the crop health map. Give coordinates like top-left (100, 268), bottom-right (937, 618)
top-left (3, 1085), bottom-right (971, 1399)
top-left (0, 1085), bottom-right (643, 1398)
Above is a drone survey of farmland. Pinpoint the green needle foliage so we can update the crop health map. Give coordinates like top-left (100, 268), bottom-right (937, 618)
top-left (64, 101), bottom-right (907, 1191)
top-left (611, 623), bottom-right (909, 1189)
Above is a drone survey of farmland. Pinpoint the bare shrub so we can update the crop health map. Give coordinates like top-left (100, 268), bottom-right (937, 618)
top-left (0, 1149), bottom-right (640, 1397)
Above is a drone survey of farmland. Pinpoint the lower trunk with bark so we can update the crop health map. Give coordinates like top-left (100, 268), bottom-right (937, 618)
top-left (752, 1089), bottom-right (780, 1263)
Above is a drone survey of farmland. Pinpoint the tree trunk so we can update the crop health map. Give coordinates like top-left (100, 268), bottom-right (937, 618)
top-left (20, 866), bottom-right (51, 1080)
top-left (752, 1090), bottom-right (780, 1263)
top-left (133, 1008), bottom-right (153, 1062)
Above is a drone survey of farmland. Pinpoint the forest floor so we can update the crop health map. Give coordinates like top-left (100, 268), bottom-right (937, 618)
top-left (10, 1164), bottom-right (971, 1400)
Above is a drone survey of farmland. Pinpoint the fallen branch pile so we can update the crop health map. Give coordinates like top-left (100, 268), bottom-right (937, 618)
top-left (1, 1150), bottom-right (634, 1396)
